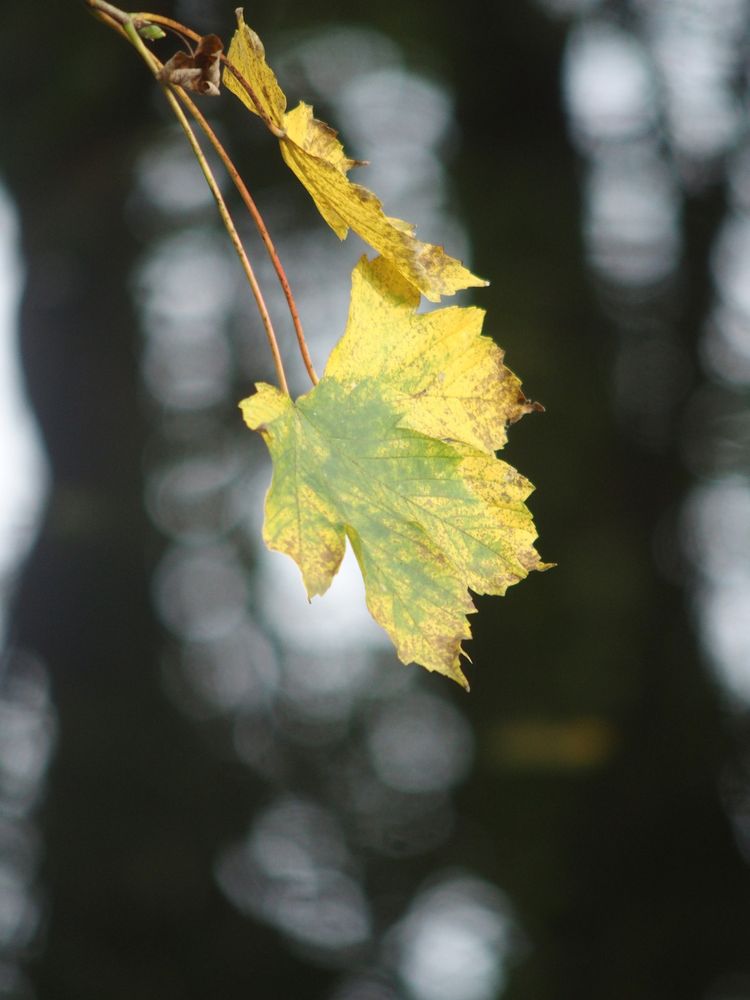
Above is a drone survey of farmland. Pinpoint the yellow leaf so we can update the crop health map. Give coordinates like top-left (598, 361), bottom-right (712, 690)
top-left (222, 14), bottom-right (286, 128)
top-left (224, 9), bottom-right (487, 302)
top-left (326, 256), bottom-right (541, 453)
top-left (241, 257), bottom-right (549, 687)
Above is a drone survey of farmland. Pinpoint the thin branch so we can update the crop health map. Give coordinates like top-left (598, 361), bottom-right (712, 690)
top-left (173, 90), bottom-right (319, 384)
top-left (221, 62), bottom-right (287, 138)
top-left (84, 0), bottom-right (129, 25)
top-left (86, 0), bottom-right (314, 387)
top-left (120, 15), bottom-right (290, 394)
top-left (130, 11), bottom-right (202, 41)
top-left (84, 0), bottom-right (156, 36)
top-left (131, 11), bottom-right (287, 137)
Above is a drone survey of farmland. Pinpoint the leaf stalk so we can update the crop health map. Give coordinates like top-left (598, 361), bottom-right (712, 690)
top-left (85, 0), bottom-right (320, 392)
top-left (131, 12), bottom-right (288, 137)
top-left (119, 16), bottom-right (290, 394)
top-left (171, 90), bottom-right (319, 384)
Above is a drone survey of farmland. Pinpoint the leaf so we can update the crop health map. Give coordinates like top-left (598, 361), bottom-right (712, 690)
top-left (223, 9), bottom-right (486, 302)
top-left (157, 34), bottom-right (223, 96)
top-left (241, 257), bottom-right (548, 688)
top-left (138, 23), bottom-right (166, 41)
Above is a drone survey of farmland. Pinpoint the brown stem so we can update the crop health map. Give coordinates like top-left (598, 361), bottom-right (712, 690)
top-left (130, 11), bottom-right (201, 42)
top-left (85, 0), bottom-right (155, 35)
top-left (87, 0), bottom-right (311, 388)
top-left (92, 3), bottom-right (290, 394)
top-left (173, 90), bottom-right (319, 384)
top-left (221, 63), bottom-right (287, 138)
top-left (84, 0), bottom-right (128, 25)
top-left (92, 1), bottom-right (315, 386)
top-left (160, 85), bottom-right (290, 395)
top-left (131, 11), bottom-right (286, 138)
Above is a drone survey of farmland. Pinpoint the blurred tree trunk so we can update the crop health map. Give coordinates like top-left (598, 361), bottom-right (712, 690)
top-left (448, 5), bottom-right (750, 997)
top-left (0, 7), bottom-right (332, 998)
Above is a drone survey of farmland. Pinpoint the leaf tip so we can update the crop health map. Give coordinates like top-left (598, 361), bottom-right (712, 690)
top-left (456, 647), bottom-right (472, 691)
top-left (523, 395), bottom-right (545, 415)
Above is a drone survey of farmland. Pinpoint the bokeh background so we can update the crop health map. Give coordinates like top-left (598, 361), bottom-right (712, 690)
top-left (2, 0), bottom-right (750, 997)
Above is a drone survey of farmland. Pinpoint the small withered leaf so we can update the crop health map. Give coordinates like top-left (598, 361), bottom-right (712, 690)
top-left (158, 34), bottom-right (223, 96)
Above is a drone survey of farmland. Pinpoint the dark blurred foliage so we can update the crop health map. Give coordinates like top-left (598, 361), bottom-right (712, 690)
top-left (1, 1), bottom-right (750, 998)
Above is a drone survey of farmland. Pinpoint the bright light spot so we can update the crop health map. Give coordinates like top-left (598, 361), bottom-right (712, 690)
top-left (281, 648), bottom-right (377, 726)
top-left (338, 67), bottom-right (453, 157)
top-left (698, 583), bottom-right (750, 704)
top-left (645, 0), bottom-right (745, 163)
top-left (135, 230), bottom-right (235, 410)
top-left (142, 324), bottom-right (231, 410)
top-left (561, 23), bottom-right (679, 289)
top-left (0, 652), bottom-right (54, 976)
top-left (728, 142), bottom-right (750, 212)
top-left (277, 27), bottom-right (402, 100)
top-left (712, 214), bottom-right (750, 320)
top-left (564, 23), bottom-right (656, 145)
top-left (0, 863), bottom-right (36, 947)
top-left (135, 228), bottom-right (234, 327)
top-left (683, 477), bottom-right (750, 705)
top-left (584, 151), bottom-right (679, 284)
top-left (702, 306), bottom-right (750, 385)
top-left (335, 66), bottom-right (468, 260)
top-left (709, 171), bottom-right (750, 380)
top-left (217, 798), bottom-right (371, 952)
top-left (0, 656), bottom-right (55, 809)
top-left (258, 541), bottom-right (389, 654)
top-left (153, 542), bottom-right (249, 641)
top-left (176, 620), bottom-right (279, 715)
top-left (135, 131), bottom-right (215, 215)
top-left (0, 185), bottom-right (48, 645)
top-left (145, 449), bottom-right (243, 542)
top-left (366, 692), bottom-right (473, 794)
top-left (395, 874), bottom-right (516, 1000)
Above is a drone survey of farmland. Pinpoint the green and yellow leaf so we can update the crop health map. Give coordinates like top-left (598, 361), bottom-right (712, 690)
top-left (224, 9), bottom-right (486, 302)
top-left (241, 257), bottom-right (548, 687)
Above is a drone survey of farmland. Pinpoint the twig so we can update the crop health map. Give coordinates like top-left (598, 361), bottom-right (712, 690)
top-left (131, 11), bottom-right (287, 138)
top-left (84, 0), bottom-right (155, 36)
top-left (221, 62), bottom-right (287, 139)
top-left (122, 16), bottom-right (290, 394)
top-left (173, 90), bottom-right (319, 384)
top-left (85, 0), bottom-right (291, 394)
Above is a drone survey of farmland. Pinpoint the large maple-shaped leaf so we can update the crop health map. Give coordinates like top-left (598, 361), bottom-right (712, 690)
top-left (223, 9), bottom-right (486, 303)
top-left (241, 257), bottom-right (547, 687)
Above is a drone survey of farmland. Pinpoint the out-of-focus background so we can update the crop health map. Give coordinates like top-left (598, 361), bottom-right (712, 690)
top-left (1, 0), bottom-right (750, 997)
